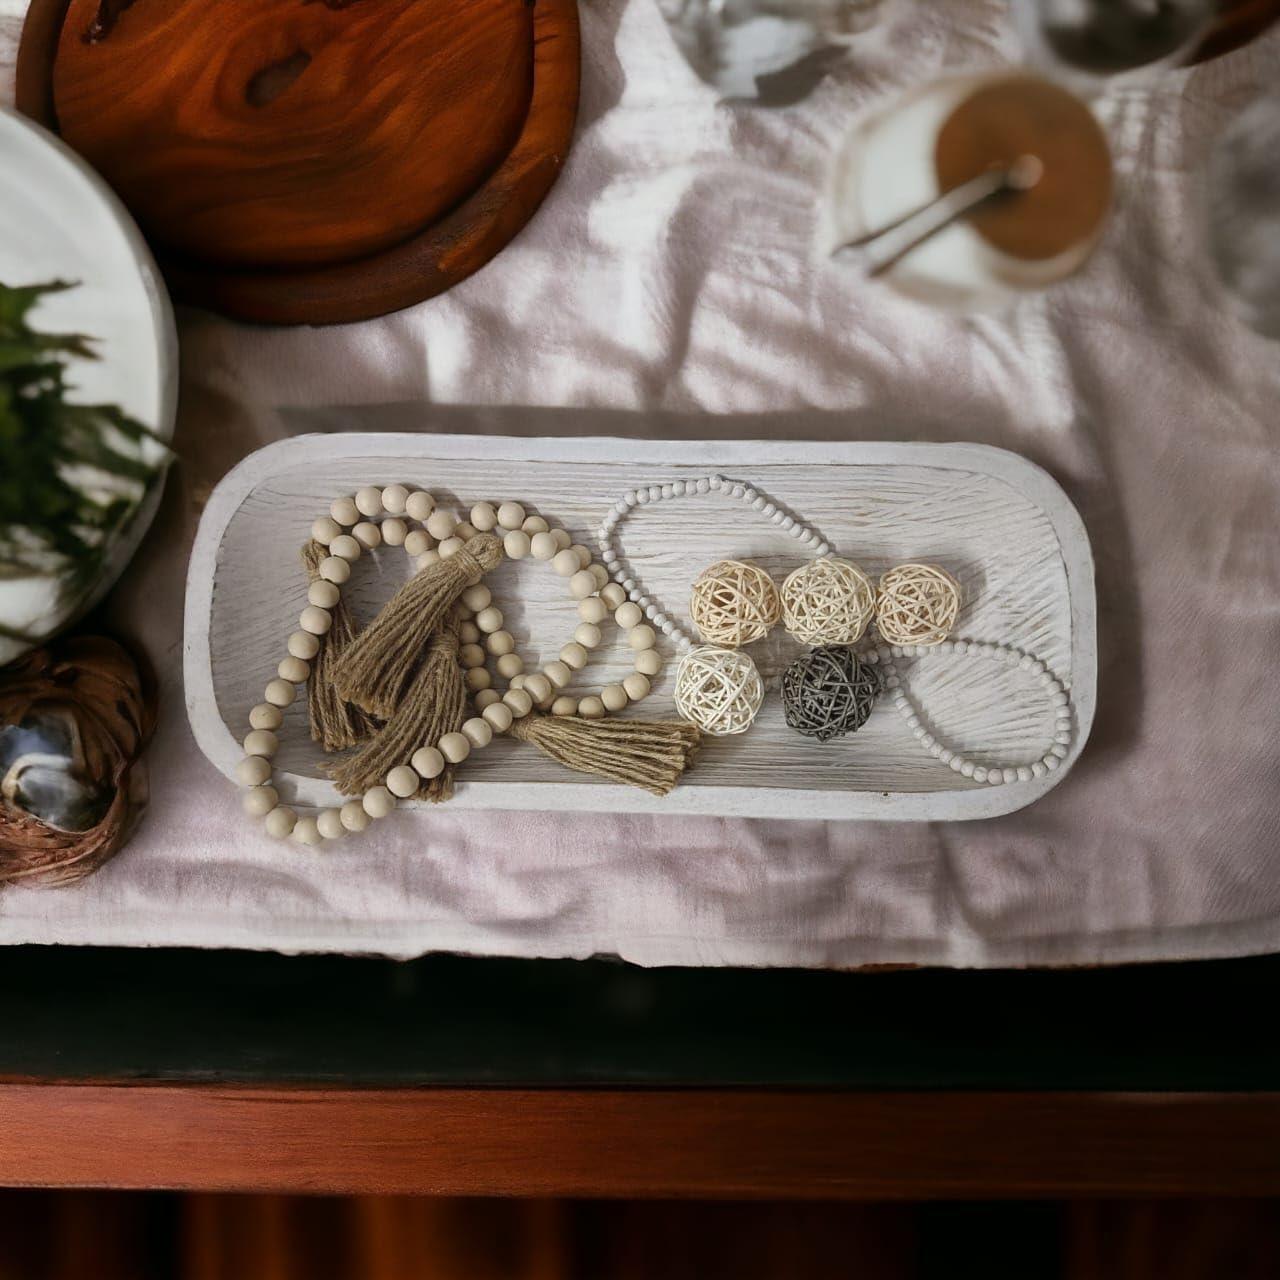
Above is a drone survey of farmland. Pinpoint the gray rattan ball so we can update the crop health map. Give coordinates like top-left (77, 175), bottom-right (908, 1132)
top-left (781, 646), bottom-right (881, 743)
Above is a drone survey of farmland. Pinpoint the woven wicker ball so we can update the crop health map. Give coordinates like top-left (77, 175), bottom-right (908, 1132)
top-left (674, 645), bottom-right (765, 736)
top-left (781, 646), bottom-right (881, 743)
top-left (689, 559), bottom-right (781, 647)
top-left (780, 557), bottom-right (876, 645)
top-left (875, 563), bottom-right (961, 646)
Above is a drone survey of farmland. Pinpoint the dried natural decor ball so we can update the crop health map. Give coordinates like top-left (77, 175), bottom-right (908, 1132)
top-left (875, 563), bottom-right (961, 646)
top-left (0, 637), bottom-right (156, 887)
top-left (689, 559), bottom-right (780, 647)
top-left (780, 557), bottom-right (876, 645)
top-left (781, 646), bottom-right (880, 743)
top-left (674, 645), bottom-right (765, 736)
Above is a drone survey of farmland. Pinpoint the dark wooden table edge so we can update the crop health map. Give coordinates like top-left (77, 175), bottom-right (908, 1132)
top-left (3, 1083), bottom-right (1279, 1198)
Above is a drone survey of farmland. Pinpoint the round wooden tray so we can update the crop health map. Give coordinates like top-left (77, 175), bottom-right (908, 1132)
top-left (16, 0), bottom-right (579, 325)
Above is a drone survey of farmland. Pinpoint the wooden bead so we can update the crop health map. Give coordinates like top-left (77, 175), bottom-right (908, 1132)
top-left (243, 785), bottom-right (278, 817)
top-left (381, 517), bottom-right (408, 547)
top-left (299, 605), bottom-right (332, 635)
top-left (330, 496), bottom-right (359, 526)
top-left (311, 516), bottom-right (342, 545)
top-left (497, 502), bottom-right (525, 530)
top-left (551, 696), bottom-right (578, 717)
top-left (510, 674), bottom-right (527, 690)
top-left (462, 717), bottom-right (493, 749)
top-left (417, 550), bottom-right (441, 571)
top-left (600, 583), bottom-right (627, 608)
top-left (552, 549), bottom-right (580, 577)
top-left (574, 623), bottom-right (602, 649)
top-left (589, 564), bottom-right (610, 590)
top-left (426, 509), bottom-right (457, 539)
top-left (352, 521), bottom-right (382, 549)
top-left (329, 534), bottom-right (362, 561)
top-left (461, 584), bottom-right (492, 612)
top-left (634, 649), bottom-right (663, 677)
top-left (473, 688), bottom-right (501, 710)
top-left (531, 532), bottom-right (558, 560)
top-left (455, 521), bottom-right (480, 543)
top-left (470, 502), bottom-right (498, 532)
top-left (578, 597), bottom-right (608, 625)
top-left (485, 630), bottom-right (515, 656)
top-left (496, 653), bottom-right (524, 679)
top-left (412, 746), bottom-right (446, 779)
top-left (381, 484), bottom-right (409, 515)
top-left (264, 806), bottom-right (297, 838)
top-left (503, 530), bottom-right (531, 559)
top-left (459, 621), bottom-right (482, 644)
top-left (308, 580), bottom-right (340, 609)
top-left (521, 514), bottom-right (549, 535)
top-left (481, 702), bottom-right (513, 733)
top-left (475, 606), bottom-right (504, 633)
top-left (569, 570), bottom-right (596, 599)
top-left (502, 688), bottom-right (534, 718)
top-left (523, 673), bottom-right (552, 704)
top-left (615, 602), bottom-right (642, 629)
top-left (623, 673), bottom-right (652, 701)
top-left (362, 785), bottom-right (397, 818)
top-left (544, 660), bottom-right (572, 689)
top-left (438, 537), bottom-right (465, 558)
top-left (405, 491), bottom-right (434, 521)
top-left (560, 642), bottom-right (588, 670)
top-left (602, 683), bottom-right (628, 712)
top-left (249, 703), bottom-right (283, 730)
top-left (340, 800), bottom-right (371, 832)
top-left (579, 696), bottom-right (605, 719)
top-left (355, 485), bottom-right (384, 517)
top-left (319, 556), bottom-right (351, 584)
top-left (243, 729), bottom-right (278, 758)
top-left (465, 667), bottom-right (492, 692)
top-left (292, 816), bottom-right (322, 846)
top-left (317, 808), bottom-right (347, 839)
top-left (386, 765), bottom-right (420, 798)
top-left (404, 529), bottom-right (432, 557)
top-left (439, 732), bottom-right (471, 763)
top-left (265, 677), bottom-right (298, 706)
top-left (628, 625), bottom-right (657, 650)
top-left (570, 544), bottom-right (593, 569)
top-left (550, 528), bottom-right (572, 551)
top-left (459, 643), bottom-right (486, 668)
top-left (236, 756), bottom-right (271, 786)
top-left (278, 656), bottom-right (310, 683)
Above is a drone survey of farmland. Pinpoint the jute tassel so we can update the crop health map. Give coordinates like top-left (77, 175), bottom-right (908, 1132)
top-left (327, 611), bottom-right (468, 803)
top-left (301, 540), bottom-right (379, 751)
top-left (335, 533), bottom-right (504, 718)
top-left (508, 714), bottom-right (702, 797)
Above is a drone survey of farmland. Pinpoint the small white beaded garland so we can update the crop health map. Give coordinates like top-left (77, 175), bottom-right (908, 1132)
top-left (238, 486), bottom-right (667, 846)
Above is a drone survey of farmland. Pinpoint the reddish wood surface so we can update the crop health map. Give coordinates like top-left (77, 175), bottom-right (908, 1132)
top-left (16, 0), bottom-right (579, 324)
top-left (2, 1085), bottom-right (1280, 1198)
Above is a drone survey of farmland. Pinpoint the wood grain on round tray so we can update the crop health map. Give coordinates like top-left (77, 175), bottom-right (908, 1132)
top-left (16, 0), bottom-right (579, 324)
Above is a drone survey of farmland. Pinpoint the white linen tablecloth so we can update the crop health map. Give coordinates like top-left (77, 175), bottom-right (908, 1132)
top-left (2, 0), bottom-right (1279, 967)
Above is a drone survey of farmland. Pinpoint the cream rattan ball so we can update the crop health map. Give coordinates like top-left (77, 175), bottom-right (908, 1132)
top-left (780, 557), bottom-right (876, 645)
top-left (875, 562), bottom-right (962, 646)
top-left (689, 559), bottom-right (780, 648)
top-left (673, 645), bottom-right (765, 736)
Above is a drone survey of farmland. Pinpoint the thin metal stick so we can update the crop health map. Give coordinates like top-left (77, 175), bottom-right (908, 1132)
top-left (833, 155), bottom-right (1044, 277)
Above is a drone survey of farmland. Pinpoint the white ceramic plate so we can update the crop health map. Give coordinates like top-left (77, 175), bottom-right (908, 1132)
top-left (185, 433), bottom-right (1096, 822)
top-left (0, 106), bottom-right (177, 655)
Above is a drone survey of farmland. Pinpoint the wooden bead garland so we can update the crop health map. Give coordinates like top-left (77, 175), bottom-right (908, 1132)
top-left (673, 645), bottom-right (764, 736)
top-left (875, 563), bottom-right (961, 647)
top-left (689, 560), bottom-right (781, 648)
top-left (234, 485), bottom-right (695, 847)
top-left (779, 558), bottom-right (876, 645)
top-left (781, 646), bottom-right (880, 742)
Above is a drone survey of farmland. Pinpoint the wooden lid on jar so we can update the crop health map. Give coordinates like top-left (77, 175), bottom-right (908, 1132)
top-left (935, 75), bottom-right (1113, 262)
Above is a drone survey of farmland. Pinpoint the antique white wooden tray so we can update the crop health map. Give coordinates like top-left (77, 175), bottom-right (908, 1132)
top-left (185, 434), bottom-right (1095, 821)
